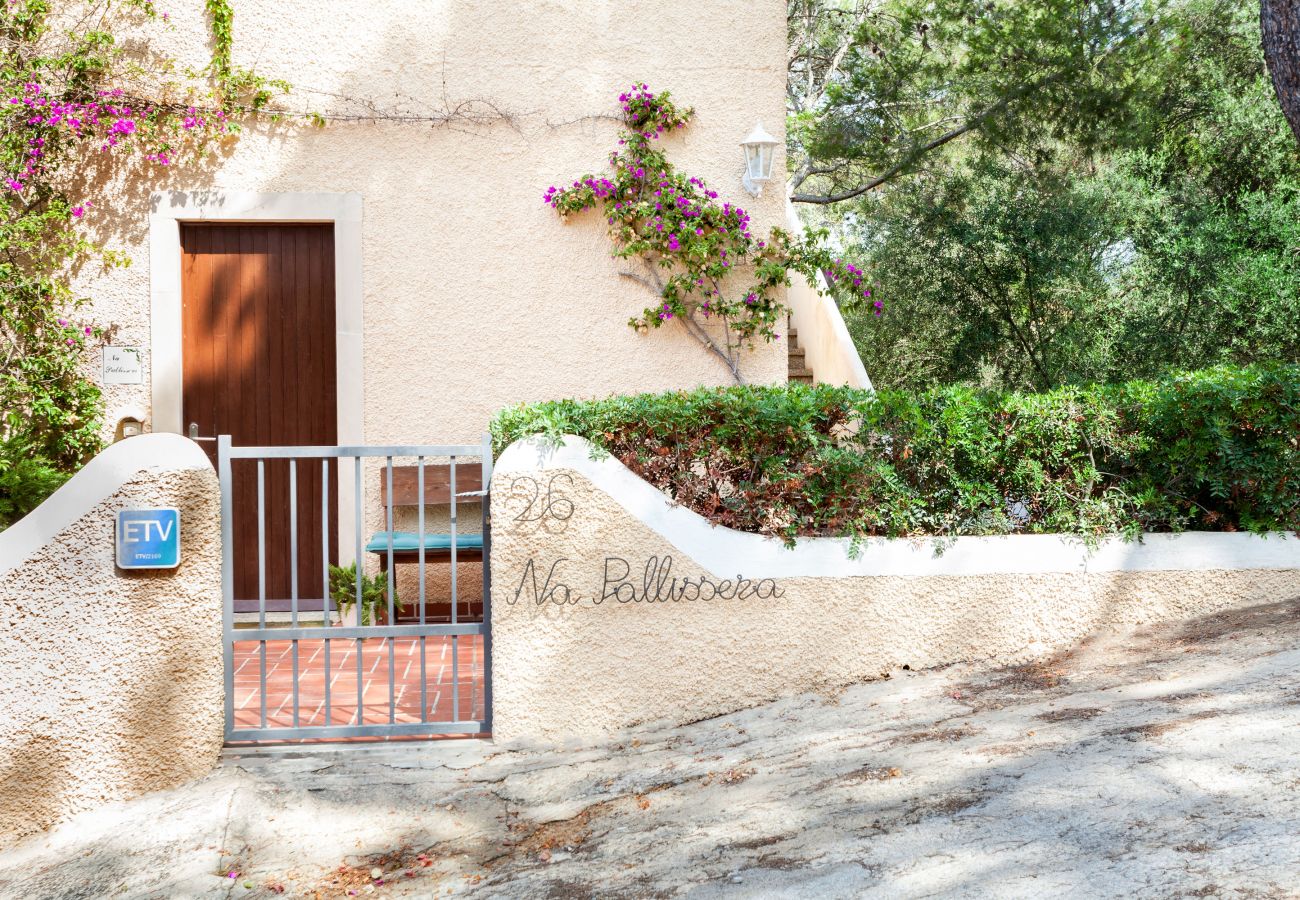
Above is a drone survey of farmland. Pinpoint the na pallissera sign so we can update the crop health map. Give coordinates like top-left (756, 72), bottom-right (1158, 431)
top-left (116, 508), bottom-right (181, 570)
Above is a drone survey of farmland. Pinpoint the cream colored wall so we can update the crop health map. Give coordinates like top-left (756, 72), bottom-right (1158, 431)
top-left (488, 437), bottom-right (1300, 741)
top-left (0, 435), bottom-right (223, 850)
top-left (73, 0), bottom-right (791, 447)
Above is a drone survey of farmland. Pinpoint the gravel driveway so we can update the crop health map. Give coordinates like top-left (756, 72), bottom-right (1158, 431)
top-left (3, 596), bottom-right (1299, 899)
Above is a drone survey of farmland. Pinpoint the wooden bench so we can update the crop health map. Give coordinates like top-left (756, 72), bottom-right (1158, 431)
top-left (367, 464), bottom-right (486, 622)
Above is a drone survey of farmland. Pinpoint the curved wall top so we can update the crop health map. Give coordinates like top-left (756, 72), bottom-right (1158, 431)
top-left (494, 435), bottom-right (1300, 579)
top-left (0, 433), bottom-right (212, 578)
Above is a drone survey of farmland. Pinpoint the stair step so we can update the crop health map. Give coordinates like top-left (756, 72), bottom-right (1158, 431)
top-left (787, 328), bottom-right (812, 382)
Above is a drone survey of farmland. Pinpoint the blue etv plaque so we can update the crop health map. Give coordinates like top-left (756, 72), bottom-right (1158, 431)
top-left (116, 508), bottom-right (181, 570)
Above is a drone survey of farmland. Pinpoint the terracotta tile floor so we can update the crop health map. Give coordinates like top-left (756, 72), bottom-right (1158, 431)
top-left (231, 634), bottom-right (485, 739)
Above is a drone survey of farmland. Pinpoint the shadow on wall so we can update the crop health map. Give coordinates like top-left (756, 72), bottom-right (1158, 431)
top-left (0, 434), bottom-right (223, 850)
top-left (0, 736), bottom-right (70, 843)
top-left (114, 626), bottom-right (223, 803)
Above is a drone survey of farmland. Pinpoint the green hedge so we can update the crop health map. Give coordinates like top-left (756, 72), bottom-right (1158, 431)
top-left (491, 364), bottom-right (1300, 544)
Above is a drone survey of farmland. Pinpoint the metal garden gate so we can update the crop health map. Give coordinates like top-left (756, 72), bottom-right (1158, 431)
top-left (218, 437), bottom-right (492, 742)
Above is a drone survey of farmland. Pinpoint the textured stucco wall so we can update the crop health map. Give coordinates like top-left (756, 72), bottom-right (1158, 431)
top-left (71, 0), bottom-right (790, 446)
top-left (489, 437), bottom-right (1300, 741)
top-left (0, 436), bottom-right (223, 850)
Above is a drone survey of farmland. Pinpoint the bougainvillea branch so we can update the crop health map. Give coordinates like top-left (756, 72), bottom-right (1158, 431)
top-left (0, 0), bottom-right (281, 524)
top-left (545, 83), bottom-right (880, 383)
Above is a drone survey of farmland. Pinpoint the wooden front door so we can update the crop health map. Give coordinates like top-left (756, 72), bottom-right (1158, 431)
top-left (181, 223), bottom-right (338, 611)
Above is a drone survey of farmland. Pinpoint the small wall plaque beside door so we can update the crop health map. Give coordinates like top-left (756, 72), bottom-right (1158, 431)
top-left (116, 508), bottom-right (181, 570)
top-left (102, 346), bottom-right (144, 385)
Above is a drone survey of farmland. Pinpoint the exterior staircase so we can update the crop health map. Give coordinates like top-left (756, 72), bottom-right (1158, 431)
top-left (783, 197), bottom-right (874, 390)
top-left (788, 329), bottom-right (814, 384)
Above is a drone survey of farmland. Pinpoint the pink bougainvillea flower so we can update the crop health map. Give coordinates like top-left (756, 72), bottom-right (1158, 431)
top-left (71, 206), bottom-right (84, 218)
top-left (542, 83), bottom-right (871, 351)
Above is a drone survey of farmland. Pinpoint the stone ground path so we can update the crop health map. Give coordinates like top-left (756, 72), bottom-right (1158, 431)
top-left (3, 597), bottom-right (1300, 899)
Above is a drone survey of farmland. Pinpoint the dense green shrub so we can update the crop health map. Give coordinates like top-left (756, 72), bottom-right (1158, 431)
top-left (491, 364), bottom-right (1300, 544)
top-left (0, 440), bottom-right (69, 528)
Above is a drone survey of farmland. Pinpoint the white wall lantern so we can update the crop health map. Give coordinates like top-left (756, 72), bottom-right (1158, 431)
top-left (740, 121), bottom-right (779, 197)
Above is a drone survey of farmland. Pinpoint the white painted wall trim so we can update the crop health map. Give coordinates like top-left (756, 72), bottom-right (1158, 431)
top-left (0, 434), bottom-right (210, 578)
top-left (148, 190), bottom-right (365, 560)
top-left (496, 435), bottom-right (1300, 578)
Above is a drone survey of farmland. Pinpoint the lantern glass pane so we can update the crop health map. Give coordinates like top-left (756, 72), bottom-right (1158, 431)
top-left (759, 144), bottom-right (773, 179)
top-left (745, 143), bottom-right (761, 179)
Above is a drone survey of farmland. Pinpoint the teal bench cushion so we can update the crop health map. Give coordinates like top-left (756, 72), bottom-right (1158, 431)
top-left (365, 531), bottom-right (484, 554)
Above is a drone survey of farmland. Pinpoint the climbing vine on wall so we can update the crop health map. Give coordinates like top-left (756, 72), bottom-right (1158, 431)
top-left (203, 0), bottom-right (285, 112)
top-left (545, 83), bottom-right (880, 383)
top-left (0, 0), bottom-right (280, 526)
top-left (205, 0), bottom-right (234, 85)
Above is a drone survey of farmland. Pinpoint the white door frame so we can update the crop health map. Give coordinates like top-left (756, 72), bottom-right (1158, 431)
top-left (149, 190), bottom-right (365, 561)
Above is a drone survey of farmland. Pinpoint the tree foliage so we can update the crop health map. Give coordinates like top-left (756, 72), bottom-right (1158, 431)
top-left (847, 159), bottom-right (1128, 391)
top-left (788, 0), bottom-right (1164, 203)
top-left (834, 0), bottom-right (1300, 392)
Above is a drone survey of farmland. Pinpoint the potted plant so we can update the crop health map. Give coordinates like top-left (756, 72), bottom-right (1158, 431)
top-left (328, 563), bottom-right (390, 626)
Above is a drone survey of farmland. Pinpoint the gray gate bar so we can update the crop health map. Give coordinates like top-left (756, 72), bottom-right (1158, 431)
top-left (218, 436), bottom-right (492, 743)
top-left (418, 457), bottom-right (427, 723)
top-left (480, 435), bottom-right (493, 733)
top-left (320, 458), bottom-right (331, 725)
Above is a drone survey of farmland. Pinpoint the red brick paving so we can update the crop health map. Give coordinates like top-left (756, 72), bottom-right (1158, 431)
top-left (231, 634), bottom-right (485, 739)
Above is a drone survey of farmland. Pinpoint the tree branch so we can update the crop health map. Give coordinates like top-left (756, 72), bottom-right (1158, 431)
top-left (622, 263), bottom-right (745, 384)
top-left (790, 115), bottom-right (988, 204)
top-left (790, 70), bottom-right (1069, 204)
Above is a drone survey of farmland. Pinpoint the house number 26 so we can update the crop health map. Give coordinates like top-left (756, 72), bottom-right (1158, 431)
top-left (510, 473), bottom-right (575, 523)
